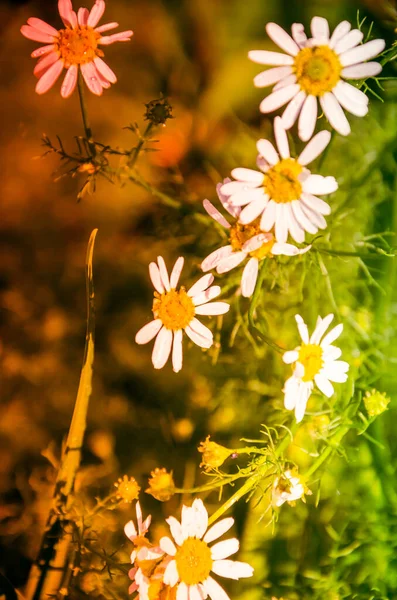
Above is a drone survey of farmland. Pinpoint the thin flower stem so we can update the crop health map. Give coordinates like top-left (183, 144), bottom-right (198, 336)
top-left (77, 72), bottom-right (96, 158)
top-left (248, 262), bottom-right (283, 354)
top-left (128, 122), bottom-right (153, 168)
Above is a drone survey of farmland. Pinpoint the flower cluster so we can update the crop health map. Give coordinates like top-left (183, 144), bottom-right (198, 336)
top-left (125, 499), bottom-right (254, 600)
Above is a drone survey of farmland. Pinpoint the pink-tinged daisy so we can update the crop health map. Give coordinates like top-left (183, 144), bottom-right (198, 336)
top-left (221, 117), bottom-right (336, 244)
top-left (249, 17), bottom-right (385, 139)
top-left (21, 0), bottom-right (133, 97)
top-left (135, 257), bottom-right (230, 372)
top-left (283, 314), bottom-right (349, 422)
top-left (201, 180), bottom-right (310, 298)
top-left (272, 469), bottom-right (310, 507)
top-left (159, 498), bottom-right (254, 600)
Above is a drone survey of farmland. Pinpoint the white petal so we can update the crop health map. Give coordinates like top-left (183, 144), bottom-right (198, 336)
top-left (211, 538), bottom-right (239, 561)
top-left (291, 201), bottom-right (317, 234)
top-left (216, 252), bottom-right (246, 273)
top-left (152, 327), bottom-right (173, 369)
top-left (283, 350), bottom-right (299, 364)
top-left (160, 536), bottom-right (177, 556)
top-left (248, 50), bottom-right (294, 66)
top-left (163, 560), bottom-right (179, 587)
top-left (166, 516), bottom-right (184, 546)
top-left (329, 21), bottom-right (351, 49)
top-left (273, 73), bottom-right (297, 91)
top-left (231, 168), bottom-right (264, 183)
top-left (193, 286), bottom-right (221, 306)
top-left (342, 62), bottom-right (382, 79)
top-left (334, 29), bottom-right (363, 54)
top-left (201, 247), bottom-right (234, 273)
top-left (275, 204), bottom-right (288, 243)
top-left (204, 518), bottom-right (234, 544)
top-left (323, 345), bottom-right (342, 361)
top-left (314, 374), bottom-right (334, 397)
top-left (285, 207), bottom-right (306, 243)
top-left (339, 39), bottom-right (385, 67)
top-left (185, 323), bottom-right (213, 348)
top-left (157, 256), bottom-right (171, 291)
top-left (254, 66), bottom-right (293, 88)
top-left (172, 329), bottom-right (183, 373)
top-left (295, 385), bottom-right (311, 422)
top-left (260, 200), bottom-right (277, 231)
top-left (124, 520), bottom-right (137, 540)
top-left (297, 95), bottom-right (318, 142)
top-left (334, 80), bottom-right (368, 105)
top-left (195, 302), bottom-right (229, 316)
top-left (274, 116), bottom-right (290, 158)
top-left (221, 180), bottom-right (259, 195)
top-left (301, 193), bottom-right (331, 215)
top-left (298, 130), bottom-right (331, 166)
top-left (170, 257), bottom-right (185, 289)
top-left (211, 560), bottom-right (254, 580)
top-left (229, 187), bottom-right (266, 207)
top-left (216, 179), bottom-right (241, 218)
top-left (281, 90), bottom-right (306, 129)
top-left (190, 585), bottom-right (205, 600)
top-left (203, 576), bottom-right (231, 600)
top-left (311, 16), bottom-right (330, 41)
top-left (292, 23), bottom-right (307, 47)
top-left (320, 93), bottom-right (351, 136)
top-left (239, 196), bottom-right (268, 224)
top-left (149, 262), bottom-right (164, 293)
top-left (203, 200), bottom-right (231, 229)
top-left (321, 323), bottom-right (343, 346)
top-left (284, 376), bottom-right (298, 410)
top-left (242, 233), bottom-right (272, 253)
top-left (241, 257), bottom-right (259, 298)
top-left (302, 174), bottom-right (338, 195)
top-left (191, 498), bottom-right (209, 538)
top-left (188, 274), bottom-right (214, 297)
top-left (176, 582), bottom-right (189, 600)
top-left (256, 139), bottom-right (279, 165)
top-left (295, 314), bottom-right (309, 343)
top-left (272, 242), bottom-right (297, 255)
top-left (135, 319), bottom-right (163, 345)
top-left (310, 313), bottom-right (334, 344)
top-left (301, 204), bottom-right (327, 229)
top-left (332, 82), bottom-right (369, 117)
top-left (321, 362), bottom-right (349, 382)
top-left (266, 22), bottom-right (300, 56)
top-left (260, 84), bottom-right (300, 113)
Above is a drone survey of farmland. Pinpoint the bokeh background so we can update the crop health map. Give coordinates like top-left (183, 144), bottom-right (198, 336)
top-left (1, 0), bottom-right (397, 598)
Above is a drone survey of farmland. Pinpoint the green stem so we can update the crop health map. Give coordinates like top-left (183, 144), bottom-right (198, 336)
top-left (77, 72), bottom-right (96, 158)
top-left (128, 123), bottom-right (153, 168)
top-left (247, 262), bottom-right (283, 354)
top-left (366, 419), bottom-right (397, 511)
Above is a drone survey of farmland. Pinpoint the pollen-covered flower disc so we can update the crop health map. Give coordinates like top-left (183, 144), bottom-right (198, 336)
top-left (221, 117), bottom-right (336, 244)
top-left (21, 0), bottom-right (133, 97)
top-left (135, 256), bottom-right (230, 372)
top-left (249, 17), bottom-right (385, 139)
top-left (282, 314), bottom-right (349, 422)
top-left (201, 179), bottom-right (310, 297)
top-left (159, 498), bottom-right (254, 600)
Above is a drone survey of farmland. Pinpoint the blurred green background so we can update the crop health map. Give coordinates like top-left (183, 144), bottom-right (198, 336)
top-left (1, 0), bottom-right (397, 598)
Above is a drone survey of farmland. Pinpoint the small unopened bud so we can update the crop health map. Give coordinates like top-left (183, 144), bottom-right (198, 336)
top-left (364, 389), bottom-right (390, 418)
top-left (144, 96), bottom-right (173, 126)
top-left (114, 475), bottom-right (140, 503)
top-left (198, 435), bottom-right (233, 471)
top-left (145, 468), bottom-right (175, 502)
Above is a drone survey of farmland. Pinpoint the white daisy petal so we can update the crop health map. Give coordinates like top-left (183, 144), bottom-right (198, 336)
top-left (266, 22), bottom-right (300, 56)
top-left (321, 323), bottom-right (343, 346)
top-left (311, 16), bottom-right (330, 41)
top-left (332, 84), bottom-right (368, 117)
top-left (329, 20), bottom-right (351, 49)
top-left (260, 200), bottom-right (277, 231)
top-left (320, 93), bottom-right (351, 136)
top-left (203, 200), bottom-right (231, 229)
top-left (185, 325), bottom-right (212, 349)
top-left (291, 201), bottom-right (318, 234)
top-left (321, 363), bottom-right (349, 382)
top-left (239, 196), bottom-right (268, 224)
top-left (203, 576), bottom-right (231, 600)
top-left (160, 536), bottom-right (177, 556)
top-left (203, 518), bottom-right (234, 544)
top-left (124, 520), bottom-right (137, 540)
top-left (212, 560), bottom-right (254, 580)
top-left (284, 376), bottom-right (298, 410)
top-left (298, 130), bottom-right (331, 166)
top-left (188, 318), bottom-right (214, 342)
top-left (242, 233), bottom-right (272, 253)
top-left (310, 313), bottom-right (334, 344)
top-left (291, 22), bottom-right (307, 47)
top-left (195, 302), bottom-right (230, 316)
top-left (260, 84), bottom-right (300, 113)
top-left (231, 168), bottom-right (265, 184)
top-left (275, 204), bottom-right (288, 243)
top-left (176, 582), bottom-right (189, 600)
top-left (216, 251), bottom-right (246, 274)
top-left (254, 66), bottom-right (293, 88)
top-left (172, 329), bottom-right (183, 373)
top-left (135, 319), bottom-right (163, 345)
top-left (301, 204), bottom-right (327, 229)
top-left (190, 585), bottom-right (204, 600)
top-left (301, 193), bottom-right (331, 215)
top-left (314, 374), bottom-right (335, 397)
top-left (211, 538), bottom-right (239, 560)
top-left (248, 50), bottom-right (294, 66)
top-left (272, 242), bottom-right (298, 256)
top-left (323, 345), bottom-right (342, 361)
top-left (201, 247), bottom-right (234, 273)
top-left (166, 516), bottom-right (184, 546)
top-left (157, 256), bottom-right (171, 291)
top-left (152, 327), bottom-right (173, 369)
top-left (170, 257), bottom-right (185, 289)
top-left (281, 90), bottom-right (307, 129)
top-left (302, 174), bottom-right (338, 195)
top-left (220, 181), bottom-right (259, 195)
top-left (149, 262), bottom-right (165, 293)
top-left (273, 73), bottom-right (297, 91)
top-left (298, 94), bottom-right (318, 142)
top-left (188, 274), bottom-right (214, 297)
top-left (283, 350), bottom-right (299, 364)
top-left (295, 314), bottom-right (309, 343)
top-left (295, 383), bottom-right (312, 422)
top-left (342, 62), bottom-right (382, 79)
top-left (256, 139), bottom-right (279, 165)
top-left (193, 286), bottom-right (221, 306)
top-left (274, 116), bottom-right (290, 158)
top-left (191, 498), bottom-right (209, 539)
top-left (334, 80), bottom-right (368, 105)
top-left (229, 187), bottom-right (267, 207)
top-left (241, 257), bottom-right (259, 298)
top-left (334, 29), bottom-right (363, 54)
top-left (339, 39), bottom-right (385, 67)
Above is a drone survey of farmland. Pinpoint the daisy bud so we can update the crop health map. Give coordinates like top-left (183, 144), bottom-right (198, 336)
top-left (114, 475), bottom-right (140, 503)
top-left (145, 468), bottom-right (175, 502)
top-left (144, 96), bottom-right (173, 126)
top-left (364, 389), bottom-right (390, 418)
top-left (198, 435), bottom-right (233, 471)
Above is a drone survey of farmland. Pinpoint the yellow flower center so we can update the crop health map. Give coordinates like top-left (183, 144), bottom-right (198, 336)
top-left (56, 26), bottom-right (103, 66)
top-left (264, 158), bottom-right (303, 204)
top-left (152, 288), bottom-right (195, 331)
top-left (175, 538), bottom-right (213, 586)
top-left (229, 222), bottom-right (275, 260)
top-left (294, 46), bottom-right (342, 96)
top-left (298, 344), bottom-right (324, 382)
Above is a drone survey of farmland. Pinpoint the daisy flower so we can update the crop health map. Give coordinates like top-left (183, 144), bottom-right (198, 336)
top-left (283, 314), bottom-right (349, 422)
top-left (21, 0), bottom-right (133, 97)
top-left (135, 257), bottom-right (230, 372)
top-left (159, 498), bottom-right (254, 600)
top-left (201, 179), bottom-right (310, 298)
top-left (221, 117), bottom-right (336, 244)
top-left (272, 469), bottom-right (310, 507)
top-left (249, 17), bottom-right (385, 139)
